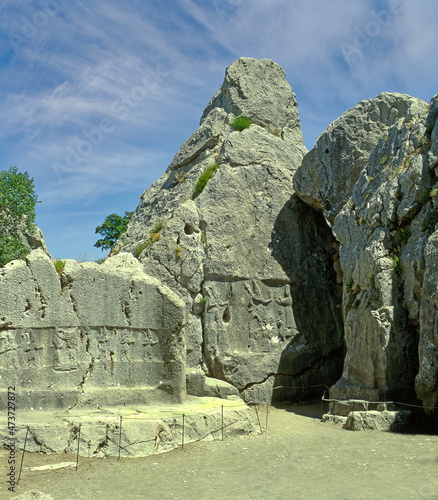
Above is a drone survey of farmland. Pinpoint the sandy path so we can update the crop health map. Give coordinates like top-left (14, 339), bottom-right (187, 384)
top-left (2, 404), bottom-right (438, 500)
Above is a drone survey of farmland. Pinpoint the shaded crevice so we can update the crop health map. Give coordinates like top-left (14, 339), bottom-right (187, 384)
top-left (26, 259), bottom-right (48, 318)
top-left (77, 332), bottom-right (94, 392)
top-left (238, 372), bottom-right (279, 393)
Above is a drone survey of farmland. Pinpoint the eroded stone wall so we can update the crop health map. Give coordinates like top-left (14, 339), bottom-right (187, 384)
top-left (0, 251), bottom-right (186, 410)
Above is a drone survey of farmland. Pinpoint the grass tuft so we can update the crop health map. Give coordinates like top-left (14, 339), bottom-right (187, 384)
top-left (54, 259), bottom-right (65, 276)
top-left (193, 164), bottom-right (218, 199)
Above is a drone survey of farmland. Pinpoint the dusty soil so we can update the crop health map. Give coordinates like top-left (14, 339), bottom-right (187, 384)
top-left (2, 404), bottom-right (438, 500)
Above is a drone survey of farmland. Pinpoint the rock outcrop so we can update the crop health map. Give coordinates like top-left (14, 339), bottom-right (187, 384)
top-left (0, 250), bottom-right (186, 410)
top-left (115, 57), bottom-right (345, 402)
top-left (21, 224), bottom-right (51, 258)
top-left (295, 92), bottom-right (438, 413)
top-left (3, 56), bottom-right (437, 421)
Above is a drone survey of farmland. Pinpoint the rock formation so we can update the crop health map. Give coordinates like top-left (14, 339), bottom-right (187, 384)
top-left (0, 250), bottom-right (186, 410)
top-left (295, 92), bottom-right (438, 414)
top-left (114, 57), bottom-right (345, 402)
top-left (2, 56), bottom-right (437, 422)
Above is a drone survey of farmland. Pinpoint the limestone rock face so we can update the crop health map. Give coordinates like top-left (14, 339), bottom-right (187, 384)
top-left (295, 91), bottom-right (438, 411)
top-left (0, 250), bottom-right (186, 410)
top-left (200, 57), bottom-right (304, 141)
top-left (116, 57), bottom-right (344, 402)
top-left (22, 224), bottom-right (51, 258)
top-left (294, 93), bottom-right (426, 224)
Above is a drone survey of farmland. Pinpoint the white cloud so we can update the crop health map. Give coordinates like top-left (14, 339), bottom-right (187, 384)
top-left (1, 0), bottom-right (438, 258)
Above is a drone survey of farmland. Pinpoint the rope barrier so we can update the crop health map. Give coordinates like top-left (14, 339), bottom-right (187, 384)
top-left (2, 384), bottom-right (438, 486)
top-left (321, 394), bottom-right (438, 410)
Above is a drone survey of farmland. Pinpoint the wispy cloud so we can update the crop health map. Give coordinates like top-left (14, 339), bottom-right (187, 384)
top-left (1, 0), bottom-right (437, 258)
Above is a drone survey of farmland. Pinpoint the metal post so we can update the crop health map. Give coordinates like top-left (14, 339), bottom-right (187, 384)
top-left (17, 427), bottom-right (29, 485)
top-left (182, 414), bottom-right (185, 450)
top-left (255, 403), bottom-right (263, 434)
top-left (221, 405), bottom-right (224, 441)
top-left (118, 416), bottom-right (122, 460)
top-left (265, 402), bottom-right (269, 430)
top-left (76, 424), bottom-right (82, 471)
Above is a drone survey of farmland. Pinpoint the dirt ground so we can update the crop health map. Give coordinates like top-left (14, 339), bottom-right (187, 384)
top-left (2, 403), bottom-right (438, 500)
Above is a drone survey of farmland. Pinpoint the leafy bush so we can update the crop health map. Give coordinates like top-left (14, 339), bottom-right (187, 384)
top-left (193, 164), bottom-right (218, 199)
top-left (0, 166), bottom-right (39, 267)
top-left (94, 211), bottom-right (133, 251)
top-left (231, 115), bottom-right (252, 131)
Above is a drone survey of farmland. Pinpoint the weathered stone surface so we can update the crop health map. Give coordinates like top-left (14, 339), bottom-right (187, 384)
top-left (294, 92), bottom-right (426, 223)
top-left (343, 410), bottom-right (411, 431)
top-left (295, 90), bottom-right (438, 411)
top-left (330, 399), bottom-right (369, 417)
top-left (1, 399), bottom-right (258, 458)
top-left (186, 367), bottom-right (240, 399)
top-left (115, 57), bottom-right (344, 402)
top-left (416, 231), bottom-right (438, 413)
top-left (22, 224), bottom-right (51, 258)
top-left (201, 57), bottom-right (305, 145)
top-left (0, 250), bottom-right (187, 410)
top-left (169, 107), bottom-right (228, 171)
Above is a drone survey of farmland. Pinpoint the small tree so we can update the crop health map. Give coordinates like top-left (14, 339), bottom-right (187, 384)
top-left (0, 166), bottom-right (39, 267)
top-left (94, 211), bottom-right (133, 251)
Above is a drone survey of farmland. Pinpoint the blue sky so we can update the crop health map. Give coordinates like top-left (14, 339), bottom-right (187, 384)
top-left (1, 0), bottom-right (437, 260)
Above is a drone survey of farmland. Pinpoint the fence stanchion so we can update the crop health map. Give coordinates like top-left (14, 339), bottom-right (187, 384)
top-left (321, 390), bottom-right (326, 417)
top-left (255, 404), bottom-right (263, 434)
top-left (118, 417), bottom-right (122, 460)
top-left (182, 414), bottom-right (185, 450)
top-left (265, 403), bottom-right (269, 430)
top-left (17, 427), bottom-right (29, 485)
top-left (76, 424), bottom-right (82, 471)
top-left (221, 405), bottom-right (224, 441)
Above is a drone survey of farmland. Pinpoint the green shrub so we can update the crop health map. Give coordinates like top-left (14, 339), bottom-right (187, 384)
top-left (419, 190), bottom-right (431, 205)
top-left (380, 154), bottom-right (388, 165)
top-left (151, 220), bottom-right (164, 234)
top-left (193, 164), bottom-right (218, 199)
top-left (392, 255), bottom-right (402, 276)
top-left (54, 259), bottom-right (65, 276)
top-left (429, 188), bottom-right (438, 198)
top-left (133, 241), bottom-right (150, 258)
top-left (231, 115), bottom-right (252, 131)
top-left (369, 272), bottom-right (376, 289)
